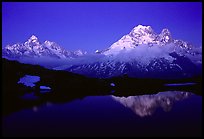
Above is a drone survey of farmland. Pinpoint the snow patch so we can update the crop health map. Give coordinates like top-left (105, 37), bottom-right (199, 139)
top-left (18, 75), bottom-right (40, 87)
top-left (40, 86), bottom-right (51, 90)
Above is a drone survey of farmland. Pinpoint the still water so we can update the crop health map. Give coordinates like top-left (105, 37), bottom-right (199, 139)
top-left (2, 91), bottom-right (202, 137)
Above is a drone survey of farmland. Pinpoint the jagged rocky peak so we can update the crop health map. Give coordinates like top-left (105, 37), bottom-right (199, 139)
top-left (133, 25), bottom-right (153, 31)
top-left (130, 25), bottom-right (155, 36)
top-left (74, 49), bottom-right (87, 56)
top-left (28, 35), bottom-right (38, 42)
top-left (103, 25), bottom-right (176, 55)
top-left (160, 28), bottom-right (171, 35)
top-left (25, 35), bottom-right (40, 45)
top-left (44, 40), bottom-right (54, 46)
top-left (30, 35), bottom-right (38, 40)
top-left (103, 25), bottom-right (158, 55)
top-left (2, 35), bottom-right (87, 59)
top-left (159, 28), bottom-right (172, 43)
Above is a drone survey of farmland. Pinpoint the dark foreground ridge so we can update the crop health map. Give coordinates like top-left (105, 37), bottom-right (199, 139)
top-left (2, 58), bottom-right (202, 115)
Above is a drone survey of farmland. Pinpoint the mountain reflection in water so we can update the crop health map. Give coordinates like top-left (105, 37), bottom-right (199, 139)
top-left (2, 90), bottom-right (201, 137)
top-left (112, 91), bottom-right (192, 117)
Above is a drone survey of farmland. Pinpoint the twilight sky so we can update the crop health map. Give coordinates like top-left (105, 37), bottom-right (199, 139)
top-left (2, 2), bottom-right (202, 53)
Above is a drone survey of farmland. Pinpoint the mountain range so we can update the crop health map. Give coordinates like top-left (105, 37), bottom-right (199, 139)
top-left (2, 25), bottom-right (202, 79)
top-left (2, 35), bottom-right (87, 59)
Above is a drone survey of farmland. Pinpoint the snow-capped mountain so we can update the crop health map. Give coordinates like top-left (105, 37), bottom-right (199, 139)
top-left (97, 25), bottom-right (189, 55)
top-left (112, 91), bottom-right (192, 117)
top-left (60, 25), bottom-right (202, 79)
top-left (2, 25), bottom-right (202, 79)
top-left (2, 35), bottom-right (87, 59)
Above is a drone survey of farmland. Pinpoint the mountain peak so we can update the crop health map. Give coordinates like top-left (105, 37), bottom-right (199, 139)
top-left (44, 40), bottom-right (54, 46)
top-left (159, 28), bottom-right (172, 44)
top-left (2, 35), bottom-right (87, 59)
top-left (133, 24), bottom-right (151, 29)
top-left (101, 25), bottom-right (193, 55)
top-left (160, 28), bottom-right (171, 36)
top-left (26, 35), bottom-right (40, 45)
top-left (29, 35), bottom-right (38, 41)
top-left (129, 25), bottom-right (155, 39)
top-left (74, 49), bottom-right (87, 56)
top-left (132, 25), bottom-right (154, 33)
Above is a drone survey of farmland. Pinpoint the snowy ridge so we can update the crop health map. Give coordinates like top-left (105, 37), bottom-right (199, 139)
top-left (2, 25), bottom-right (202, 79)
top-left (61, 25), bottom-right (202, 78)
top-left (2, 35), bottom-right (87, 59)
top-left (102, 25), bottom-right (173, 55)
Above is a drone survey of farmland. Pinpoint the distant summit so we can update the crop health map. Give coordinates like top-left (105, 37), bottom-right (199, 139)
top-left (2, 25), bottom-right (202, 79)
top-left (63, 25), bottom-right (202, 79)
top-left (28, 35), bottom-right (39, 43)
top-left (2, 35), bottom-right (87, 59)
top-left (100, 25), bottom-right (187, 55)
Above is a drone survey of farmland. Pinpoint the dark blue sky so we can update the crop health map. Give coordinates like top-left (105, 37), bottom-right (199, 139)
top-left (2, 2), bottom-right (202, 53)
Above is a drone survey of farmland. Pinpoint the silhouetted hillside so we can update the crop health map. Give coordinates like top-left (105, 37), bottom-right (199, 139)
top-left (2, 58), bottom-right (202, 115)
top-left (2, 58), bottom-right (110, 115)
